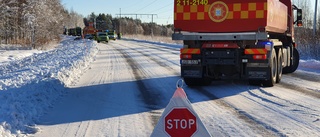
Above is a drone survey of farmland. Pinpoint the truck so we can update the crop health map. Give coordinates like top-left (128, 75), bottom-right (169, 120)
top-left (68, 27), bottom-right (82, 36)
top-left (83, 22), bottom-right (98, 39)
top-left (172, 0), bottom-right (303, 87)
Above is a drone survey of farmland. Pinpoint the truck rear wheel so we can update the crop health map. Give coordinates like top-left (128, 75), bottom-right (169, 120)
top-left (276, 48), bottom-right (283, 83)
top-left (184, 77), bottom-right (211, 86)
top-left (263, 48), bottom-right (277, 87)
top-left (283, 48), bottom-right (299, 74)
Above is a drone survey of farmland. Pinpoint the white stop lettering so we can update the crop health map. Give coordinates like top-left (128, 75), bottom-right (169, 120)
top-left (166, 119), bottom-right (195, 129)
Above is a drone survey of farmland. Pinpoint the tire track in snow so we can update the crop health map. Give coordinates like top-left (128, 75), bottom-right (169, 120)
top-left (280, 71), bottom-right (320, 99)
top-left (279, 80), bottom-right (320, 99)
top-left (244, 90), bottom-right (320, 135)
top-left (117, 43), bottom-right (180, 76)
top-left (229, 83), bottom-right (320, 136)
top-left (124, 39), bottom-right (180, 53)
top-left (248, 87), bottom-right (319, 112)
top-left (113, 45), bottom-right (163, 126)
top-left (189, 86), bottom-right (280, 136)
top-left (137, 44), bottom-right (179, 55)
top-left (257, 86), bottom-right (320, 121)
top-left (123, 40), bottom-right (181, 66)
top-left (285, 70), bottom-right (320, 83)
top-left (136, 44), bottom-right (181, 66)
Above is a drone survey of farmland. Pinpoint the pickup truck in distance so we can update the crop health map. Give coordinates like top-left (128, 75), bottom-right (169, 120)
top-left (95, 32), bottom-right (109, 43)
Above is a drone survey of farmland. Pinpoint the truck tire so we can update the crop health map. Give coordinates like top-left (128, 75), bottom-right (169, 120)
top-left (283, 48), bottom-right (299, 74)
top-left (263, 48), bottom-right (277, 87)
top-left (184, 77), bottom-right (211, 86)
top-left (276, 48), bottom-right (283, 83)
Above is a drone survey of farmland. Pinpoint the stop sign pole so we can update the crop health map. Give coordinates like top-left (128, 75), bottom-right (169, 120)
top-left (151, 87), bottom-right (211, 137)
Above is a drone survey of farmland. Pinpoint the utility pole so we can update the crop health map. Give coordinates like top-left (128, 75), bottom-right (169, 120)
top-left (150, 14), bottom-right (156, 36)
top-left (135, 14), bottom-right (138, 34)
top-left (313, 0), bottom-right (318, 36)
top-left (94, 17), bottom-right (96, 29)
top-left (119, 8), bottom-right (121, 33)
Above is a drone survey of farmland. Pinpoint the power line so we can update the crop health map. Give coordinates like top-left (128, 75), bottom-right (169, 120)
top-left (134, 0), bottom-right (158, 13)
top-left (149, 2), bottom-right (173, 14)
top-left (116, 13), bottom-right (158, 23)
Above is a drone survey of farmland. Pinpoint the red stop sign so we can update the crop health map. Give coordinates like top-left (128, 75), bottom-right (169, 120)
top-left (165, 108), bottom-right (197, 137)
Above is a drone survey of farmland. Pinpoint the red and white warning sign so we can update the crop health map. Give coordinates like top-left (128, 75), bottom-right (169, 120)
top-left (151, 81), bottom-right (211, 137)
top-left (165, 107), bottom-right (197, 136)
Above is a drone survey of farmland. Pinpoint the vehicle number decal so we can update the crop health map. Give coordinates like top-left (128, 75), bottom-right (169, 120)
top-left (181, 60), bottom-right (199, 65)
top-left (176, 0), bottom-right (209, 6)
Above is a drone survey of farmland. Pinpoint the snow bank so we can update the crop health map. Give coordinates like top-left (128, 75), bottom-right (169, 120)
top-left (0, 50), bottom-right (43, 64)
top-left (299, 59), bottom-right (320, 73)
top-left (0, 36), bottom-right (98, 137)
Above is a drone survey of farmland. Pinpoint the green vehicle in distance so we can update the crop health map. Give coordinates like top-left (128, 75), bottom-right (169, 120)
top-left (95, 32), bottom-right (109, 43)
top-left (108, 31), bottom-right (117, 40)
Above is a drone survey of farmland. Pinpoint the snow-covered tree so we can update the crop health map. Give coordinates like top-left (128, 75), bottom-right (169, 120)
top-left (0, 0), bottom-right (84, 48)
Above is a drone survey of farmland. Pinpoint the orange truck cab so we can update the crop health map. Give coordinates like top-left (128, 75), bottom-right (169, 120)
top-left (83, 22), bottom-right (98, 38)
top-left (172, 0), bottom-right (302, 87)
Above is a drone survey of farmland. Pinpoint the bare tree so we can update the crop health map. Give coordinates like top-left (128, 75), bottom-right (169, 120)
top-left (0, 0), bottom-right (84, 48)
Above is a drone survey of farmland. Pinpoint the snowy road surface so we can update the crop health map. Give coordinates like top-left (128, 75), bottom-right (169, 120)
top-left (32, 39), bottom-right (320, 137)
top-left (1, 37), bottom-right (319, 137)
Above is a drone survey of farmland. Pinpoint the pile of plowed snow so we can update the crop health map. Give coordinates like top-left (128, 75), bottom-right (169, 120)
top-left (0, 36), bottom-right (98, 136)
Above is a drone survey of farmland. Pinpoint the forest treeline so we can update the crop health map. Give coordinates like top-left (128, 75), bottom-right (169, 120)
top-left (0, 0), bottom-right (173, 48)
top-left (83, 13), bottom-right (174, 37)
top-left (0, 0), bottom-right (83, 48)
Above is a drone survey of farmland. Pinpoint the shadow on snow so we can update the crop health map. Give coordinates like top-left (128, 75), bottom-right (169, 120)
top-left (35, 76), bottom-right (254, 126)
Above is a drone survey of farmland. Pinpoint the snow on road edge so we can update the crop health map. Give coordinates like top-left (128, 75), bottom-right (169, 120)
top-left (0, 36), bottom-right (98, 137)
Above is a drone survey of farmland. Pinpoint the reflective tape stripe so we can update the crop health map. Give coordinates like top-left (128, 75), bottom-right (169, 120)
top-left (180, 49), bottom-right (201, 54)
top-left (245, 49), bottom-right (267, 54)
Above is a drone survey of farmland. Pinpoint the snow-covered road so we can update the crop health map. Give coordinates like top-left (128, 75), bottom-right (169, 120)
top-left (33, 39), bottom-right (320, 137)
top-left (1, 37), bottom-right (319, 137)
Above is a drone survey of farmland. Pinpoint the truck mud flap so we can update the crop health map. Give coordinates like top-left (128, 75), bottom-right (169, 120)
top-left (181, 66), bottom-right (203, 78)
top-left (247, 67), bottom-right (270, 80)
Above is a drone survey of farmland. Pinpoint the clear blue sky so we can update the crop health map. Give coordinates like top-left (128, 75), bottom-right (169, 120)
top-left (60, 0), bottom-right (174, 25)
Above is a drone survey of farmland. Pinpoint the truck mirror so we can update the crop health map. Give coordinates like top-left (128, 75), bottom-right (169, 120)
top-left (297, 9), bottom-right (302, 21)
top-left (296, 9), bottom-right (303, 26)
